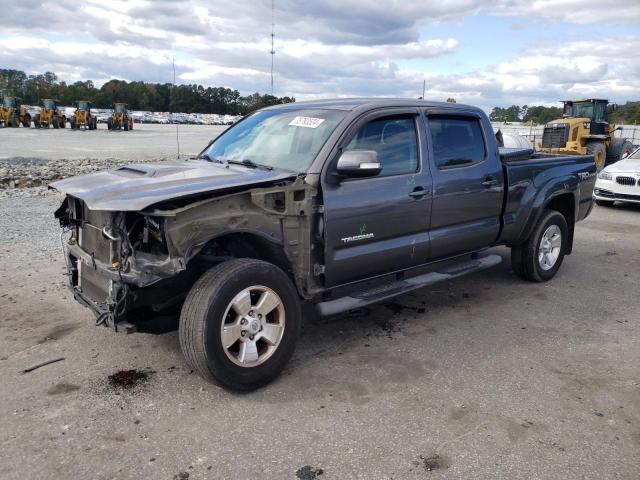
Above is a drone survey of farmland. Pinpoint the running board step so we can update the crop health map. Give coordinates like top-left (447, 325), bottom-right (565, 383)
top-left (316, 254), bottom-right (502, 317)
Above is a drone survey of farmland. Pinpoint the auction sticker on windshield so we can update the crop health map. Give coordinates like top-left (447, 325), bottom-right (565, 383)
top-left (289, 116), bottom-right (325, 128)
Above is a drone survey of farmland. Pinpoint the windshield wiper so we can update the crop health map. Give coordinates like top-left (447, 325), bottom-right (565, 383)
top-left (226, 159), bottom-right (273, 171)
top-left (196, 153), bottom-right (227, 164)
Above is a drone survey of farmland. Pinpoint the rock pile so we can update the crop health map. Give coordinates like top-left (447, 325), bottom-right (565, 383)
top-left (0, 156), bottom-right (169, 197)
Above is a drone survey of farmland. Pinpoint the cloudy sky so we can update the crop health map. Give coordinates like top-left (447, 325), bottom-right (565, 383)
top-left (3, 0), bottom-right (640, 110)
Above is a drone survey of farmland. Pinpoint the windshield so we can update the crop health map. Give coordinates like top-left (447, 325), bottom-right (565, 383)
top-left (43, 99), bottom-right (55, 109)
top-left (77, 101), bottom-right (89, 111)
top-left (202, 109), bottom-right (346, 172)
top-left (3, 98), bottom-right (14, 108)
top-left (571, 102), bottom-right (593, 119)
top-left (114, 104), bottom-right (126, 113)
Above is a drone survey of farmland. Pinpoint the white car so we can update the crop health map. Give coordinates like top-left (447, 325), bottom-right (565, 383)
top-left (594, 146), bottom-right (640, 206)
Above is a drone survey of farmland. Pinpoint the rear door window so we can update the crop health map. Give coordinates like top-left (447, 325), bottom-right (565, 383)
top-left (428, 116), bottom-right (486, 169)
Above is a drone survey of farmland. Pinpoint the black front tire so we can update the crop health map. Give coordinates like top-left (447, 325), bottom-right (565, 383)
top-left (179, 259), bottom-right (301, 391)
top-left (586, 142), bottom-right (607, 172)
top-left (511, 209), bottom-right (568, 282)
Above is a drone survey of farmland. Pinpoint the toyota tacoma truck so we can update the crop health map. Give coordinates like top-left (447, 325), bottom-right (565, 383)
top-left (51, 99), bottom-right (596, 390)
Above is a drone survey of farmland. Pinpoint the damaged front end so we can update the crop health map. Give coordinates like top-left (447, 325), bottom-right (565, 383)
top-left (55, 196), bottom-right (182, 332)
top-left (54, 178), bottom-right (320, 332)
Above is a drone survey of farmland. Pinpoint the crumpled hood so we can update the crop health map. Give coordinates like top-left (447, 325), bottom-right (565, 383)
top-left (604, 156), bottom-right (640, 174)
top-left (49, 160), bottom-right (295, 211)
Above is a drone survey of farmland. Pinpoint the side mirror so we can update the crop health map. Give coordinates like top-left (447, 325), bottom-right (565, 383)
top-left (336, 150), bottom-right (381, 178)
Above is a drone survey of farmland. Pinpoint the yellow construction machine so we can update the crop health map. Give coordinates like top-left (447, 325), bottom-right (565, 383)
top-left (107, 103), bottom-right (134, 131)
top-left (537, 99), bottom-right (634, 171)
top-left (34, 98), bottom-right (67, 128)
top-left (70, 101), bottom-right (98, 130)
top-left (0, 96), bottom-right (32, 128)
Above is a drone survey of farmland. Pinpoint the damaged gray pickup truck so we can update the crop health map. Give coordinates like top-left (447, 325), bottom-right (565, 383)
top-left (51, 99), bottom-right (596, 390)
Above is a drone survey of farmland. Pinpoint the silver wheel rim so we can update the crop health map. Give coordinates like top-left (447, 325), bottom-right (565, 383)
top-left (538, 225), bottom-right (562, 271)
top-left (220, 285), bottom-right (285, 367)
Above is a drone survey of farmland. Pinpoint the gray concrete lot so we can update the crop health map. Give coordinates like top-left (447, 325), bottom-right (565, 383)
top-left (0, 124), bottom-right (226, 161)
top-left (0, 128), bottom-right (638, 479)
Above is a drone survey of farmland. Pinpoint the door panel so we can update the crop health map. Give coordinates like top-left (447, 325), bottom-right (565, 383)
top-left (426, 114), bottom-right (504, 259)
top-left (323, 112), bottom-right (432, 286)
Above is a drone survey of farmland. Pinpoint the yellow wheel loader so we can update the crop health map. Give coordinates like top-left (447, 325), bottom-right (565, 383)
top-left (34, 98), bottom-right (66, 128)
top-left (69, 101), bottom-right (98, 130)
top-left (537, 99), bottom-right (634, 172)
top-left (0, 96), bottom-right (32, 128)
top-left (107, 103), bottom-right (134, 131)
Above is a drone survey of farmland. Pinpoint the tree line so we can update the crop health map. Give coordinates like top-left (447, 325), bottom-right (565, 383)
top-left (2, 69), bottom-right (638, 123)
top-left (489, 103), bottom-right (640, 125)
top-left (0, 69), bottom-right (295, 115)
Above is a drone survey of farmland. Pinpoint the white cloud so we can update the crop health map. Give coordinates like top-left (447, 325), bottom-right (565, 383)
top-left (1, 1), bottom-right (638, 108)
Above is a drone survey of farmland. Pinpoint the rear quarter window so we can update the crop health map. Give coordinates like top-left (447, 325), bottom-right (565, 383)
top-left (428, 116), bottom-right (486, 169)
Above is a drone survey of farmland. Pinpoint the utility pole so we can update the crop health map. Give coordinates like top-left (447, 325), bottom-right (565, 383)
top-left (421, 79), bottom-right (426, 100)
top-left (270, 0), bottom-right (275, 96)
top-left (172, 57), bottom-right (180, 158)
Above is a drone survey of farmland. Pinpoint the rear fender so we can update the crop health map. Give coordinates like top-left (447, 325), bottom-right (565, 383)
top-left (512, 176), bottom-right (578, 247)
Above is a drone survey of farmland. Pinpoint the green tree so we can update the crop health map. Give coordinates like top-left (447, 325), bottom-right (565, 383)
top-left (0, 68), bottom-right (296, 113)
top-left (522, 105), bottom-right (563, 125)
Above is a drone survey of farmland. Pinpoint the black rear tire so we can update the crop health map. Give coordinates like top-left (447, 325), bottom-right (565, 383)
top-left (595, 199), bottom-right (615, 207)
top-left (511, 209), bottom-right (568, 282)
top-left (179, 259), bottom-right (301, 391)
top-left (607, 138), bottom-right (634, 163)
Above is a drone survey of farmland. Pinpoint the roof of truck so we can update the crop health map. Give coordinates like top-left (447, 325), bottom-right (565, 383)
top-left (263, 98), bottom-right (481, 112)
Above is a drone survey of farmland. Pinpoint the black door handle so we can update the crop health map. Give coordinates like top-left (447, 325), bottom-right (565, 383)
top-left (482, 176), bottom-right (499, 187)
top-left (408, 187), bottom-right (427, 198)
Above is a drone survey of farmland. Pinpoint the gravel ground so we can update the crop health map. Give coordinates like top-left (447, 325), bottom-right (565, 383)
top-left (0, 193), bottom-right (639, 479)
top-left (0, 129), bottom-right (638, 479)
top-left (0, 124), bottom-right (226, 194)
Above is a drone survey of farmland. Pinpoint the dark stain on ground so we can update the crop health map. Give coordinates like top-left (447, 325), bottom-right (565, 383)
top-left (108, 369), bottom-right (151, 389)
top-left (173, 473), bottom-right (189, 480)
top-left (37, 324), bottom-right (79, 344)
top-left (296, 466), bottom-right (324, 479)
top-left (384, 301), bottom-right (426, 315)
top-left (47, 382), bottom-right (80, 395)
top-left (415, 454), bottom-right (448, 472)
top-left (374, 319), bottom-right (404, 338)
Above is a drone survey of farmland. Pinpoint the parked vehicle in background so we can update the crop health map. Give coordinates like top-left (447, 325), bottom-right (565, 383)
top-left (0, 96), bottom-right (32, 128)
top-left (537, 98), bottom-right (634, 172)
top-left (70, 101), bottom-right (98, 130)
top-left (107, 103), bottom-right (134, 131)
top-left (51, 98), bottom-right (597, 390)
top-left (34, 99), bottom-right (66, 128)
top-left (594, 146), bottom-right (640, 207)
